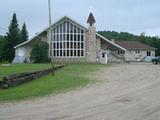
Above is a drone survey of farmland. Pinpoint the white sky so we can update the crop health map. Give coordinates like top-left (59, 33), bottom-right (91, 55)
top-left (0, 0), bottom-right (160, 38)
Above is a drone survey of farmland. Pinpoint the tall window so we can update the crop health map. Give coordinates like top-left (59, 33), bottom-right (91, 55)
top-left (50, 21), bottom-right (85, 58)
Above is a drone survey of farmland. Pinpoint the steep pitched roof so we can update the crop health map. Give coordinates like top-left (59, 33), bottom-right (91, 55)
top-left (96, 33), bottom-right (127, 51)
top-left (14, 16), bottom-right (87, 48)
top-left (115, 41), bottom-right (157, 50)
top-left (87, 13), bottom-right (96, 25)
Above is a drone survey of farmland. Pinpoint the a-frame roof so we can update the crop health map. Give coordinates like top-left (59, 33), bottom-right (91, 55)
top-left (14, 16), bottom-right (126, 52)
top-left (14, 16), bottom-right (87, 48)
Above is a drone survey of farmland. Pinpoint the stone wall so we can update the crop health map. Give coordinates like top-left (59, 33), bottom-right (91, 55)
top-left (96, 37), bottom-right (101, 62)
top-left (85, 26), bottom-right (97, 63)
top-left (125, 50), bottom-right (155, 61)
top-left (52, 58), bottom-right (86, 63)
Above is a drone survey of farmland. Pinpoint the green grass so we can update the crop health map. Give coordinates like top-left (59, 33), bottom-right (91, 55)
top-left (0, 64), bottom-right (109, 102)
top-left (0, 64), bottom-right (56, 80)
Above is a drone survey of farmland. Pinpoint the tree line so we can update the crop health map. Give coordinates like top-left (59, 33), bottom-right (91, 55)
top-left (0, 13), bottom-right (28, 63)
top-left (98, 31), bottom-right (160, 56)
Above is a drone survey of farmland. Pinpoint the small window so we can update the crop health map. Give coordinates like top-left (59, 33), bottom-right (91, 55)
top-left (135, 51), bottom-right (140, 54)
top-left (147, 51), bottom-right (151, 56)
top-left (118, 50), bottom-right (125, 55)
top-left (102, 53), bottom-right (105, 58)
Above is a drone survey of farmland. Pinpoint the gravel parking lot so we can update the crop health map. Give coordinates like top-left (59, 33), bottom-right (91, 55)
top-left (0, 63), bottom-right (160, 120)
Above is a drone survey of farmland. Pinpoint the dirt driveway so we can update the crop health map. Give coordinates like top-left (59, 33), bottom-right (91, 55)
top-left (0, 63), bottom-right (160, 120)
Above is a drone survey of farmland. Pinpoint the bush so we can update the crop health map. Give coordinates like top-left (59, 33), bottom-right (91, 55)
top-left (30, 41), bottom-right (50, 63)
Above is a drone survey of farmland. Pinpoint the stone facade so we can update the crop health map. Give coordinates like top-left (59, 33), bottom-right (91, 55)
top-left (125, 50), bottom-right (155, 61)
top-left (96, 37), bottom-right (101, 62)
top-left (85, 26), bottom-right (97, 63)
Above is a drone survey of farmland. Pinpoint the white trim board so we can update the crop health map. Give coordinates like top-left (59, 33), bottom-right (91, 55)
top-left (96, 33), bottom-right (127, 51)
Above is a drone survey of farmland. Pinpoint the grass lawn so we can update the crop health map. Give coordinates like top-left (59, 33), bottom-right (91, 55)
top-left (0, 64), bottom-right (109, 102)
top-left (0, 64), bottom-right (55, 80)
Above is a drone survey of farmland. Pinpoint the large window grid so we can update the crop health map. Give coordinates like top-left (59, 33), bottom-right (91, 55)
top-left (50, 21), bottom-right (85, 58)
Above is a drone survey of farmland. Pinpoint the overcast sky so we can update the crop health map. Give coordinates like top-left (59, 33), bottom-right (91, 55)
top-left (0, 0), bottom-right (160, 38)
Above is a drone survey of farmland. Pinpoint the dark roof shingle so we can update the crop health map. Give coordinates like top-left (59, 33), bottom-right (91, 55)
top-left (115, 41), bottom-right (157, 50)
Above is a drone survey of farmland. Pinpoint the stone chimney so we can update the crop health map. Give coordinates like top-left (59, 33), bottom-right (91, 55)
top-left (86, 12), bottom-right (97, 62)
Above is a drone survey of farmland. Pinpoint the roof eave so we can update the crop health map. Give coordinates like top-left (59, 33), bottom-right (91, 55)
top-left (96, 33), bottom-right (127, 52)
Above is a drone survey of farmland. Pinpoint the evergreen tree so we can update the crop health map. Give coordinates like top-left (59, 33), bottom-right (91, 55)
top-left (0, 35), bottom-right (6, 62)
top-left (19, 23), bottom-right (28, 43)
top-left (4, 13), bottom-right (20, 62)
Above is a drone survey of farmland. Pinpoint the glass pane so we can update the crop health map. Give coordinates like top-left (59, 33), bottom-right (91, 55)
top-left (78, 28), bottom-right (80, 33)
top-left (78, 43), bottom-right (80, 49)
top-left (60, 50), bottom-right (62, 56)
top-left (70, 34), bottom-right (73, 41)
top-left (70, 24), bottom-right (73, 33)
top-left (67, 22), bottom-right (69, 33)
top-left (74, 25), bottom-right (76, 33)
top-left (71, 50), bottom-right (73, 57)
top-left (81, 35), bottom-right (84, 41)
top-left (78, 35), bottom-right (80, 41)
top-left (74, 34), bottom-right (77, 41)
top-left (67, 42), bottom-right (69, 49)
top-left (78, 50), bottom-right (80, 56)
top-left (53, 50), bottom-right (56, 56)
top-left (81, 43), bottom-right (84, 49)
top-left (67, 34), bottom-right (69, 41)
top-left (53, 43), bottom-right (56, 49)
top-left (81, 50), bottom-right (84, 56)
top-left (67, 50), bottom-right (69, 56)
top-left (81, 29), bottom-right (84, 34)
top-left (74, 50), bottom-right (76, 56)
top-left (60, 24), bottom-right (62, 33)
top-left (71, 42), bottom-right (73, 49)
top-left (63, 50), bottom-right (65, 56)
top-left (63, 22), bottom-right (66, 33)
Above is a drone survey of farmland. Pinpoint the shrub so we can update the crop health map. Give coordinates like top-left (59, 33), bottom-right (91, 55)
top-left (30, 41), bottom-right (50, 63)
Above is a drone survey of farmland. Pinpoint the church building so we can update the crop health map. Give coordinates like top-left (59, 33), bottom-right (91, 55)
top-left (13, 13), bottom-right (156, 63)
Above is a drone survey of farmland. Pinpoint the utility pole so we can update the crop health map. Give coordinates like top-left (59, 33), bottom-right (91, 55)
top-left (48, 0), bottom-right (54, 76)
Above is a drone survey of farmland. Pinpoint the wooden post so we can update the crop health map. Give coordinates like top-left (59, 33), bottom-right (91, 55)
top-left (48, 0), bottom-right (54, 76)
